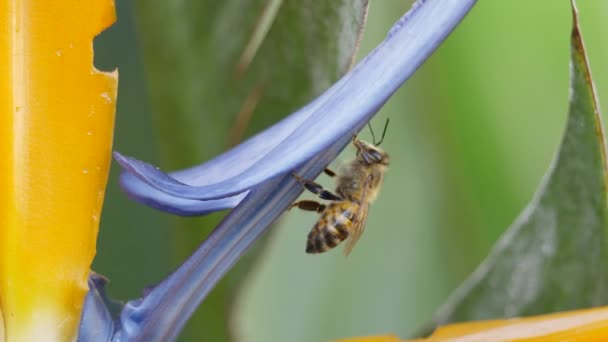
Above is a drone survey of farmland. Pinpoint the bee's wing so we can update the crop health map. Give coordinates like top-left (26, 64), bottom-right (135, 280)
top-left (343, 203), bottom-right (369, 256)
top-left (343, 175), bottom-right (372, 256)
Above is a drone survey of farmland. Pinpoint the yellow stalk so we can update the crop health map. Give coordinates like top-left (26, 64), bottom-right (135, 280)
top-left (0, 0), bottom-right (117, 341)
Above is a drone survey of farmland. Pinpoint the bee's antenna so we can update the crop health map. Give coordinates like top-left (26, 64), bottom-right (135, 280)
top-left (367, 122), bottom-right (376, 145)
top-left (375, 118), bottom-right (390, 146)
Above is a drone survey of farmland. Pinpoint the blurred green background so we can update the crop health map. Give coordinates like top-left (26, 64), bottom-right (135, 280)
top-left (92, 1), bottom-right (608, 341)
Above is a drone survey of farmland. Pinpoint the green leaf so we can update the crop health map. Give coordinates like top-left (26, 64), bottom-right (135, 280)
top-left (134, 1), bottom-right (369, 340)
top-left (428, 0), bottom-right (608, 330)
top-left (135, 1), bottom-right (370, 168)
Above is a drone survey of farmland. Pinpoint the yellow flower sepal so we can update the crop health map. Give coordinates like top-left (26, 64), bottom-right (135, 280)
top-left (0, 0), bottom-right (118, 341)
top-left (336, 306), bottom-right (608, 342)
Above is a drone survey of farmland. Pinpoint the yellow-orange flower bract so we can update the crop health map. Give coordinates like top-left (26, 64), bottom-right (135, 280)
top-left (336, 306), bottom-right (608, 342)
top-left (0, 1), bottom-right (117, 341)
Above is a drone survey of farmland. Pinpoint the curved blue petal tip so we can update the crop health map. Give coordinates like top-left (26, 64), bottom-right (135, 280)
top-left (117, 159), bottom-right (247, 216)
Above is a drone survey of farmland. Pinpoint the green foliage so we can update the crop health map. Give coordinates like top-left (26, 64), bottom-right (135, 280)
top-left (135, 0), bottom-right (369, 167)
top-left (429, 2), bottom-right (608, 328)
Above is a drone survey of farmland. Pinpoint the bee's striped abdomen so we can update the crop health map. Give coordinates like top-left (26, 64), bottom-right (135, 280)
top-left (306, 203), bottom-right (357, 254)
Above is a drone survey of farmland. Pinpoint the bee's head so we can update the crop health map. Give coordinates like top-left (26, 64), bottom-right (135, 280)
top-left (354, 139), bottom-right (390, 166)
top-left (354, 118), bottom-right (390, 165)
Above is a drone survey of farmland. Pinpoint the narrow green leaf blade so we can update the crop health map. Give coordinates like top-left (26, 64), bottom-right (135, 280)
top-left (430, 0), bottom-right (608, 328)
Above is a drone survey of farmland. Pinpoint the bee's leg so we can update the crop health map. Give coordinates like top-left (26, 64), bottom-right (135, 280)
top-left (292, 172), bottom-right (343, 201)
top-left (324, 168), bottom-right (336, 178)
top-left (288, 200), bottom-right (326, 213)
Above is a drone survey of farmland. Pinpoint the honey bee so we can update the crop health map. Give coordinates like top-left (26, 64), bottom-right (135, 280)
top-left (290, 120), bottom-right (389, 255)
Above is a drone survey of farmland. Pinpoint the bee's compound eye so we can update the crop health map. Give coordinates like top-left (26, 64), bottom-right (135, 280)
top-left (369, 150), bottom-right (384, 163)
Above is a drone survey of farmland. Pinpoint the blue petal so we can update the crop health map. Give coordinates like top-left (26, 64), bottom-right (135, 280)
top-left (113, 1), bottom-right (477, 339)
top-left (78, 274), bottom-right (116, 342)
top-left (116, 0), bottom-right (477, 206)
top-left (118, 171), bottom-right (246, 216)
